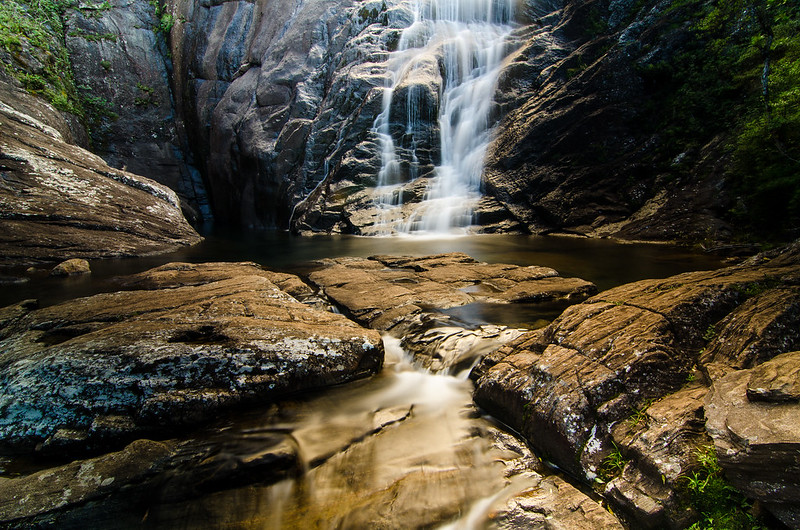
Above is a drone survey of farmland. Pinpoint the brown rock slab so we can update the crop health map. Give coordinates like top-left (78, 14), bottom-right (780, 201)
top-left (705, 354), bottom-right (800, 525)
top-left (0, 262), bottom-right (383, 454)
top-left (0, 80), bottom-right (202, 268)
top-left (308, 252), bottom-right (596, 331)
top-left (747, 351), bottom-right (800, 402)
top-left (308, 252), bottom-right (594, 371)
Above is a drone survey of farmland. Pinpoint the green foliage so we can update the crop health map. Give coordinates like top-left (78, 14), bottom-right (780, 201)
top-left (77, 83), bottom-right (117, 125)
top-left (134, 81), bottom-right (157, 106)
top-left (148, 0), bottom-right (173, 34)
top-left (702, 325), bottom-right (717, 342)
top-left (732, 276), bottom-right (782, 297)
top-left (625, 398), bottom-right (655, 428)
top-left (642, 0), bottom-right (800, 241)
top-left (68, 27), bottom-right (117, 41)
top-left (0, 0), bottom-right (82, 114)
top-left (682, 445), bottom-right (765, 530)
top-left (597, 443), bottom-right (628, 482)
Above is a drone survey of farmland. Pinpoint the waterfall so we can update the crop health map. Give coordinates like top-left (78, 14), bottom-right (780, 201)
top-left (372, 0), bottom-right (515, 236)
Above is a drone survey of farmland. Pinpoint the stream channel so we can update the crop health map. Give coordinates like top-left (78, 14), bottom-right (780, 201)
top-left (2, 233), bottom-right (725, 528)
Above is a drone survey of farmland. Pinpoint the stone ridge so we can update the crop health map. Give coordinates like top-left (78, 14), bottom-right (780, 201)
top-left (307, 252), bottom-right (596, 372)
top-left (0, 80), bottom-right (202, 267)
top-left (308, 252), bottom-right (597, 331)
top-left (471, 240), bottom-right (800, 527)
top-left (0, 262), bottom-right (383, 455)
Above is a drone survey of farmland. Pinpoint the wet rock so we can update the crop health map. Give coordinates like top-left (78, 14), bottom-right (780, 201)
top-left (49, 259), bottom-right (91, 277)
top-left (171, 0), bottom-right (407, 229)
top-left (0, 262), bottom-right (383, 454)
top-left (0, 439), bottom-right (174, 526)
top-left (401, 324), bottom-right (526, 374)
top-left (0, 80), bottom-right (202, 268)
top-left (472, 243), bottom-right (800, 525)
top-left (308, 252), bottom-right (594, 369)
top-left (705, 353), bottom-right (800, 527)
top-left (309, 252), bottom-right (595, 331)
top-left (490, 475), bottom-right (624, 529)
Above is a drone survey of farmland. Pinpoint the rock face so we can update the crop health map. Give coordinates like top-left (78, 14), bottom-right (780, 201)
top-left (62, 0), bottom-right (210, 223)
top-left (472, 241), bottom-right (800, 526)
top-left (705, 351), bottom-right (800, 527)
top-left (0, 80), bottom-right (202, 268)
top-left (308, 252), bottom-right (596, 370)
top-left (482, 0), bottom-right (736, 242)
top-left (0, 262), bottom-right (383, 454)
top-left (169, 0), bottom-right (404, 229)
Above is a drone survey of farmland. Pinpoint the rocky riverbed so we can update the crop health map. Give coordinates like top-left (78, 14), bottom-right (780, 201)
top-left (1, 246), bottom-right (798, 528)
top-left (473, 241), bottom-right (800, 528)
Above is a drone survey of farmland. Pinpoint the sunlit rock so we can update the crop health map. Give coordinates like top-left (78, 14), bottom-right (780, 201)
top-left (0, 262), bottom-right (382, 455)
top-left (0, 81), bottom-right (202, 268)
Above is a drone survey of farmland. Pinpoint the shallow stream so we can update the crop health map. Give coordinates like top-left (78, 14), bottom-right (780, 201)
top-left (1, 233), bottom-right (726, 527)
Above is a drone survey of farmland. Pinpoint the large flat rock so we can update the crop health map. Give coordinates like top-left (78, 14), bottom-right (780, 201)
top-left (472, 241), bottom-right (800, 526)
top-left (0, 80), bottom-right (202, 268)
top-left (0, 262), bottom-right (383, 454)
top-left (308, 252), bottom-right (594, 371)
top-left (308, 252), bottom-right (596, 331)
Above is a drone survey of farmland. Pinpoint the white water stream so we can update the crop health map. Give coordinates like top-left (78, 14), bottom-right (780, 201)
top-left (373, 0), bottom-right (516, 235)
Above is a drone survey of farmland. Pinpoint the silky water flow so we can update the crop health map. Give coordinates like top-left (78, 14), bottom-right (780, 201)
top-left (373, 0), bottom-right (517, 235)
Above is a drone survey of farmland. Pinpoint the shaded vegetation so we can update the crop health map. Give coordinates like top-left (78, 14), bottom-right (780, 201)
top-left (682, 445), bottom-right (765, 530)
top-left (0, 0), bottom-right (119, 131)
top-left (0, 0), bottom-right (81, 114)
top-left (640, 0), bottom-right (800, 241)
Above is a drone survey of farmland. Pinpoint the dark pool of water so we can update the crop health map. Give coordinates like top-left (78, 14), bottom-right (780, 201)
top-left (0, 231), bottom-right (726, 310)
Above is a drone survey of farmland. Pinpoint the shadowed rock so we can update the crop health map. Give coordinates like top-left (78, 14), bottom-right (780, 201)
top-left (0, 80), bottom-right (202, 268)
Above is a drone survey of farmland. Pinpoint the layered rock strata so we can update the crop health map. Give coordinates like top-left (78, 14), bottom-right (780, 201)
top-left (62, 0), bottom-right (210, 222)
top-left (472, 241), bottom-right (800, 527)
top-left (0, 80), bottom-right (202, 268)
top-left (0, 262), bottom-right (383, 454)
top-left (308, 252), bottom-right (597, 370)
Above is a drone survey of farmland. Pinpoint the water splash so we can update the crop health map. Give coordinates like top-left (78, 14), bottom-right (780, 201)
top-left (373, 0), bottom-right (516, 235)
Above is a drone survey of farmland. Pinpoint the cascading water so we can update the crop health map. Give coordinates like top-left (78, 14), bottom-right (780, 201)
top-left (373, 0), bottom-right (516, 235)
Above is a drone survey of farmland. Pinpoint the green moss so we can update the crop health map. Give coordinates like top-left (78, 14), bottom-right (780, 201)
top-left (68, 28), bottom-right (117, 41)
top-left (0, 0), bottom-right (84, 115)
top-left (134, 82), bottom-right (158, 106)
top-left (732, 276), bottom-right (782, 297)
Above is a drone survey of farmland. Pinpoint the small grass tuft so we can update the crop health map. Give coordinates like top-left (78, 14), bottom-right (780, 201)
top-left (682, 444), bottom-right (766, 530)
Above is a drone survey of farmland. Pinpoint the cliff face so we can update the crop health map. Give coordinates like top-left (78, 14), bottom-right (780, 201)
top-left (63, 0), bottom-right (211, 224)
top-left (168, 0), bottom-right (402, 230)
top-left (484, 0), bottom-right (732, 243)
top-left (4, 0), bottom-right (795, 242)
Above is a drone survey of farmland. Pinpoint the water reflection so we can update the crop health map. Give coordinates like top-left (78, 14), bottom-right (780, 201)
top-left (0, 232), bottom-right (724, 308)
